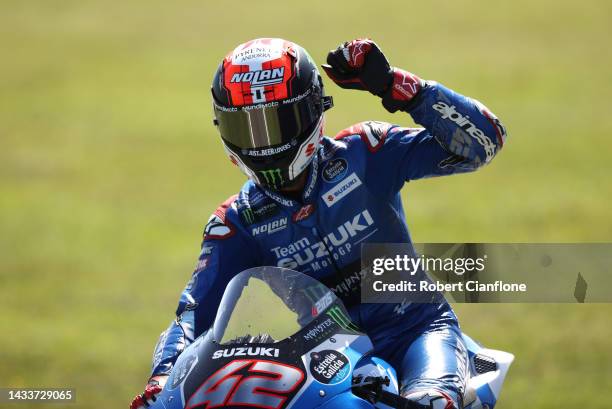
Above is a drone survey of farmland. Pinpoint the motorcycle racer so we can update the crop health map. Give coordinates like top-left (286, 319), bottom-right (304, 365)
top-left (131, 38), bottom-right (507, 409)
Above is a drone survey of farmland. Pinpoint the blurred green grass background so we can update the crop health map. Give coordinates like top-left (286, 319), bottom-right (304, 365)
top-left (1, 0), bottom-right (611, 408)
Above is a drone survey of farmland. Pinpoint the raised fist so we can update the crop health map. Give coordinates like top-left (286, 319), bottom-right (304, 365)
top-left (322, 39), bottom-right (423, 113)
top-left (322, 39), bottom-right (393, 96)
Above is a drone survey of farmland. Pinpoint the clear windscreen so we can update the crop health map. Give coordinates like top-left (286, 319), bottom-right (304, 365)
top-left (213, 267), bottom-right (343, 344)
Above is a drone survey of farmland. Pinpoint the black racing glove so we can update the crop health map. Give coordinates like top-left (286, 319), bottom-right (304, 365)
top-left (322, 39), bottom-right (424, 113)
top-left (322, 39), bottom-right (392, 96)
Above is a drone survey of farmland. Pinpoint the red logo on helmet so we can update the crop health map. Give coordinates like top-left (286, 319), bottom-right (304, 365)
top-left (223, 39), bottom-right (295, 107)
top-left (305, 143), bottom-right (316, 157)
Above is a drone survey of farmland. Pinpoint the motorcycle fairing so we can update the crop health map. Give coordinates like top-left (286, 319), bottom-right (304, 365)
top-left (153, 305), bottom-right (375, 409)
top-left (462, 333), bottom-right (514, 409)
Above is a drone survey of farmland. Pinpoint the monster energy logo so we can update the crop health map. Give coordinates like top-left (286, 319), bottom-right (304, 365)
top-left (259, 169), bottom-right (284, 187)
top-left (326, 306), bottom-right (360, 333)
top-left (242, 208), bottom-right (255, 224)
top-left (300, 287), bottom-right (360, 333)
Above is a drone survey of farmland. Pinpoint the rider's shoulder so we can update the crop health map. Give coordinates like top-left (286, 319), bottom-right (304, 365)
top-left (202, 193), bottom-right (242, 241)
top-left (332, 121), bottom-right (396, 153)
top-left (202, 181), bottom-right (280, 243)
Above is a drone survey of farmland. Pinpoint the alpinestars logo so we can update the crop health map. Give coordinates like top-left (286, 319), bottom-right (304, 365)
top-left (252, 217), bottom-right (288, 236)
top-left (293, 204), bottom-right (315, 222)
top-left (230, 67), bottom-right (285, 87)
top-left (432, 101), bottom-right (496, 163)
top-left (392, 70), bottom-right (421, 100)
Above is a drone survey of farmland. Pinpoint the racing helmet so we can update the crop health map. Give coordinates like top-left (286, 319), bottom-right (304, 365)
top-left (212, 38), bottom-right (333, 190)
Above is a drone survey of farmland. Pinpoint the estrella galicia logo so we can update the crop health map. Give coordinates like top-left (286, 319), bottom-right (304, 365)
top-left (259, 168), bottom-right (284, 188)
top-left (309, 350), bottom-right (350, 385)
top-left (322, 158), bottom-right (348, 183)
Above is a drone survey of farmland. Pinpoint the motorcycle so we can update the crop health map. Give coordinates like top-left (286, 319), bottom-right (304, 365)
top-left (147, 267), bottom-right (513, 409)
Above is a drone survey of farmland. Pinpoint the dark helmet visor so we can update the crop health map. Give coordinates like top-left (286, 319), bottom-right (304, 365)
top-left (213, 88), bottom-right (331, 149)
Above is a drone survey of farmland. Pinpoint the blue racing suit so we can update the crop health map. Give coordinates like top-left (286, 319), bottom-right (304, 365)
top-left (150, 80), bottom-right (507, 406)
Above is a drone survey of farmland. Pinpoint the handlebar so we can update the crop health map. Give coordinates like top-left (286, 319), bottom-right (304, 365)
top-left (352, 376), bottom-right (425, 409)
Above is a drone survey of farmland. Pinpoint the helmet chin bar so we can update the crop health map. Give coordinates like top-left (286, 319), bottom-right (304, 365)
top-left (288, 117), bottom-right (323, 180)
top-left (223, 116), bottom-right (323, 191)
top-left (222, 144), bottom-right (263, 185)
top-left (278, 167), bottom-right (309, 191)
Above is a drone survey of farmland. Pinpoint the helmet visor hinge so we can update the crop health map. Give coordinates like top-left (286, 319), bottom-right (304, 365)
top-left (322, 96), bottom-right (334, 111)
